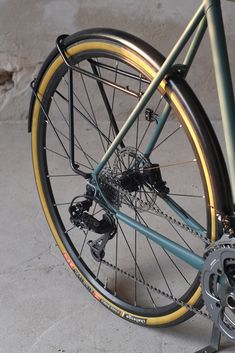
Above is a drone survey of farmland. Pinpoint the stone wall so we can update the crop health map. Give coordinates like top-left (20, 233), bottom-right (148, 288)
top-left (0, 0), bottom-right (234, 121)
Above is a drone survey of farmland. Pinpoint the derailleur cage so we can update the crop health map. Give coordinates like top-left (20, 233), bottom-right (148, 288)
top-left (69, 195), bottom-right (117, 262)
top-left (88, 214), bottom-right (117, 262)
top-left (69, 198), bottom-right (116, 234)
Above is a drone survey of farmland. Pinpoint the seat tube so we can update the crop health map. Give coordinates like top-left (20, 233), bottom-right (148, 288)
top-left (205, 0), bottom-right (235, 202)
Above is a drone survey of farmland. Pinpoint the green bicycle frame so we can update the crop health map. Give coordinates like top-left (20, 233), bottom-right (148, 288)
top-left (92, 0), bottom-right (235, 272)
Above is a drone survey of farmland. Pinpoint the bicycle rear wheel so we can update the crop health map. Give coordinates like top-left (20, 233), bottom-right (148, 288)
top-left (29, 28), bottom-right (233, 327)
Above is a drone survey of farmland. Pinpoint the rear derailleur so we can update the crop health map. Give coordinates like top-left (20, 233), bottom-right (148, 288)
top-left (69, 195), bottom-right (117, 262)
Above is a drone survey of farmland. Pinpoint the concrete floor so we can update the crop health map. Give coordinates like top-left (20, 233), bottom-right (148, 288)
top-left (0, 121), bottom-right (234, 353)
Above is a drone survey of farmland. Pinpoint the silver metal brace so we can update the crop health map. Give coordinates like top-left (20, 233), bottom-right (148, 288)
top-left (195, 323), bottom-right (221, 353)
top-left (56, 35), bottom-right (142, 99)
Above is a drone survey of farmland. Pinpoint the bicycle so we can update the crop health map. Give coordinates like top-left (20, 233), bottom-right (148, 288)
top-left (28, 1), bottom-right (235, 352)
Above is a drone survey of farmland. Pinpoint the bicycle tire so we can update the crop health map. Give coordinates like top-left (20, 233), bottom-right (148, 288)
top-left (29, 28), bottom-right (233, 327)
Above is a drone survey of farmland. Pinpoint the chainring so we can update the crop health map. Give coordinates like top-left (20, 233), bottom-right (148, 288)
top-left (202, 234), bottom-right (235, 340)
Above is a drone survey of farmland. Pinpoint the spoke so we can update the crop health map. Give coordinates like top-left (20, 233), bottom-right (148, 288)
top-left (134, 199), bottom-right (138, 306)
top-left (47, 118), bottom-right (70, 159)
top-left (107, 61), bottom-right (118, 150)
top-left (119, 76), bottom-right (142, 174)
top-left (136, 210), bottom-right (190, 286)
top-left (114, 146), bottom-right (131, 175)
top-left (93, 208), bottom-right (103, 217)
top-left (96, 261), bottom-right (102, 280)
top-left (137, 95), bottom-right (163, 151)
top-left (89, 58), bottom-right (127, 171)
top-left (90, 59), bottom-right (124, 150)
top-left (135, 75), bottom-right (141, 167)
top-left (80, 60), bottom-right (124, 170)
top-left (113, 159), bottom-right (197, 181)
top-left (162, 250), bottom-right (190, 285)
top-left (65, 225), bottom-right (76, 234)
top-left (55, 87), bottom-right (126, 174)
top-left (53, 202), bottom-right (71, 206)
top-left (90, 58), bottom-right (119, 169)
top-left (137, 121), bottom-right (151, 151)
top-left (52, 94), bottom-right (94, 169)
top-left (56, 87), bottom-right (125, 169)
top-left (138, 190), bottom-right (157, 194)
top-left (123, 148), bottom-right (142, 173)
top-left (62, 76), bottom-right (97, 126)
top-left (52, 124), bottom-right (98, 166)
top-left (148, 239), bottom-right (174, 296)
top-left (169, 220), bottom-right (194, 252)
top-left (47, 116), bottom-right (97, 168)
top-left (47, 174), bottom-right (80, 178)
top-left (55, 89), bottom-right (113, 147)
top-left (169, 193), bottom-right (205, 199)
top-left (153, 125), bottom-right (182, 150)
top-left (33, 90), bottom-right (70, 159)
top-left (139, 159), bottom-right (197, 171)
top-left (79, 229), bottom-right (89, 259)
top-left (44, 147), bottom-right (68, 160)
top-left (163, 195), bottom-right (206, 235)
top-left (114, 230), bottom-right (118, 296)
top-left (134, 228), bottom-right (137, 306)
top-left (79, 67), bottom-right (108, 159)
top-left (140, 185), bottom-right (156, 205)
top-left (156, 202), bottom-right (194, 252)
top-left (46, 140), bottom-right (93, 171)
top-left (117, 220), bottom-right (157, 307)
top-left (135, 212), bottom-right (173, 296)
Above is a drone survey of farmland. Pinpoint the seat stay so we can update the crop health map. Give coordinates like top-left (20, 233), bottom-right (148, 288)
top-left (93, 2), bottom-right (205, 177)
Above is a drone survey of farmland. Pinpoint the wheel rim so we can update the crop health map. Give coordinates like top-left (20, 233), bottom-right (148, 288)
top-left (32, 41), bottom-right (216, 322)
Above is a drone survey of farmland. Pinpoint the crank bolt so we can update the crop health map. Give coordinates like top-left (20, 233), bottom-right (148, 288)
top-left (226, 293), bottom-right (235, 310)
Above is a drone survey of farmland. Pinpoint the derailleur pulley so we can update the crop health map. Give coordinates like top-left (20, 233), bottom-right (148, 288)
top-left (69, 196), bottom-right (117, 262)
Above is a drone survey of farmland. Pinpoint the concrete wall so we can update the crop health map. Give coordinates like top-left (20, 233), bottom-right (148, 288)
top-left (0, 0), bottom-right (235, 121)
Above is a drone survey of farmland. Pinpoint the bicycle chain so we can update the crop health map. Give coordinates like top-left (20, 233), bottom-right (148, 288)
top-left (97, 168), bottom-right (213, 319)
top-left (101, 244), bottom-right (235, 324)
top-left (101, 258), bottom-right (210, 319)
